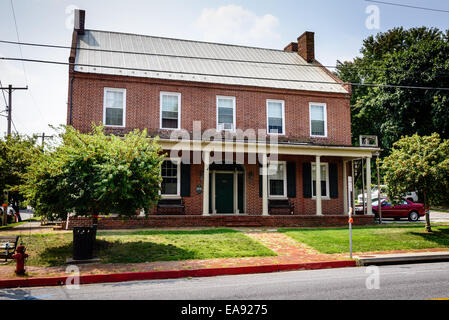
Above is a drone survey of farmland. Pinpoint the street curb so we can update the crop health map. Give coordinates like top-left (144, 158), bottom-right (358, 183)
top-left (0, 260), bottom-right (356, 289)
top-left (356, 253), bottom-right (449, 266)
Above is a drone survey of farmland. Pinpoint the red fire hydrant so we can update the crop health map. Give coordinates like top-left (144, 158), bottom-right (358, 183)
top-left (12, 244), bottom-right (28, 275)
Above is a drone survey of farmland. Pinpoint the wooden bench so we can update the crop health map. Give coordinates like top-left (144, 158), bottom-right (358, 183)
top-left (269, 199), bottom-right (294, 215)
top-left (0, 236), bottom-right (20, 262)
top-left (156, 198), bottom-right (185, 215)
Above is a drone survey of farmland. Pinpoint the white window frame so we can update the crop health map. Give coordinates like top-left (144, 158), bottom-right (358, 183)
top-left (103, 88), bottom-right (126, 127)
top-left (266, 99), bottom-right (285, 136)
top-left (309, 102), bottom-right (328, 138)
top-left (267, 160), bottom-right (288, 199)
top-left (160, 92), bottom-right (181, 130)
top-left (216, 96), bottom-right (236, 132)
top-left (160, 158), bottom-right (181, 198)
top-left (311, 162), bottom-right (330, 200)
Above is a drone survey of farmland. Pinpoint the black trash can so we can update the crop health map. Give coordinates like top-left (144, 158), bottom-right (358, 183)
top-left (73, 226), bottom-right (95, 260)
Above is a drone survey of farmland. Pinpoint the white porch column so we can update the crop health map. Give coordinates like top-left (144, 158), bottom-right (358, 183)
top-left (316, 156), bottom-right (323, 216)
top-left (366, 157), bottom-right (373, 215)
top-left (343, 160), bottom-right (348, 215)
top-left (203, 151), bottom-right (210, 216)
top-left (262, 153), bottom-right (269, 216)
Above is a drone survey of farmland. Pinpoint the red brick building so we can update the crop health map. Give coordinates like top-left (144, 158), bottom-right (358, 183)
top-left (66, 10), bottom-right (378, 227)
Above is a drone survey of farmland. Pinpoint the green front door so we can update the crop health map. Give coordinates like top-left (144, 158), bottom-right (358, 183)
top-left (215, 173), bottom-right (234, 214)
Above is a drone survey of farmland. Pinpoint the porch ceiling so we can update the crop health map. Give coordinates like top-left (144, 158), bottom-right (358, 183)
top-left (158, 139), bottom-right (379, 158)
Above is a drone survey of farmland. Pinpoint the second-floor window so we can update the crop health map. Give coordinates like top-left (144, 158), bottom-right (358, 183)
top-left (160, 92), bottom-right (181, 129)
top-left (103, 88), bottom-right (126, 127)
top-left (310, 103), bottom-right (327, 137)
top-left (267, 100), bottom-right (285, 135)
top-left (216, 96), bottom-right (236, 131)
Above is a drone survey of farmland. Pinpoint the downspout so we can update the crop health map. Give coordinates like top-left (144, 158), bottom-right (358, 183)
top-left (69, 76), bottom-right (74, 125)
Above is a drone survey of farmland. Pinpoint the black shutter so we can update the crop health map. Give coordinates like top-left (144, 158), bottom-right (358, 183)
top-left (303, 162), bottom-right (312, 198)
top-left (180, 164), bottom-right (190, 197)
top-left (287, 162), bottom-right (296, 198)
top-left (259, 166), bottom-right (263, 198)
top-left (329, 163), bottom-right (339, 199)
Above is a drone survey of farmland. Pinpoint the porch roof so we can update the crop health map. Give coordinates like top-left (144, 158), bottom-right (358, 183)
top-left (158, 139), bottom-right (379, 158)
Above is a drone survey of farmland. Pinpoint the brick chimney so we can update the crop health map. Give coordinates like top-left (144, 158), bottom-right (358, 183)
top-left (298, 31), bottom-right (315, 63)
top-left (284, 32), bottom-right (315, 63)
top-left (284, 42), bottom-right (298, 52)
top-left (74, 9), bottom-right (85, 35)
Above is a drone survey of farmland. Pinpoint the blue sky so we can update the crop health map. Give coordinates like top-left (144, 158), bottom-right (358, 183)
top-left (1, 0), bottom-right (448, 135)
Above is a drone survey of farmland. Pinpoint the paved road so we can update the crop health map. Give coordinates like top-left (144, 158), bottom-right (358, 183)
top-left (1, 262), bottom-right (449, 300)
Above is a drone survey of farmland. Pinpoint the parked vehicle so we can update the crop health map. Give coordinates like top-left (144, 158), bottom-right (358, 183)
top-left (404, 192), bottom-right (419, 203)
top-left (357, 186), bottom-right (387, 204)
top-left (357, 187), bottom-right (419, 204)
top-left (371, 199), bottom-right (425, 222)
top-left (0, 206), bottom-right (17, 225)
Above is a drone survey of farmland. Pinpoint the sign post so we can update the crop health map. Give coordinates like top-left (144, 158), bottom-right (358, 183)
top-left (348, 208), bottom-right (353, 259)
top-left (348, 176), bottom-right (353, 211)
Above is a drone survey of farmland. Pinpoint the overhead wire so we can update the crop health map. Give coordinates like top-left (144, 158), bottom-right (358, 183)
top-left (1, 56), bottom-right (449, 91)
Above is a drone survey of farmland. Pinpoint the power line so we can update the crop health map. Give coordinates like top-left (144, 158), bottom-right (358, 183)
top-left (0, 84), bottom-right (28, 136)
top-left (1, 39), bottom-right (449, 76)
top-left (11, 119), bottom-right (18, 134)
top-left (8, 0), bottom-right (47, 126)
top-left (1, 56), bottom-right (449, 91)
top-left (365, 0), bottom-right (449, 13)
top-left (0, 79), bottom-right (8, 108)
top-left (9, 0), bottom-right (28, 85)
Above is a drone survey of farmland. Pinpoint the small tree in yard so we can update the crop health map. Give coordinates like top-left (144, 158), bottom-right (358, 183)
top-left (0, 134), bottom-right (40, 218)
top-left (381, 134), bottom-right (449, 232)
top-left (22, 125), bottom-right (164, 228)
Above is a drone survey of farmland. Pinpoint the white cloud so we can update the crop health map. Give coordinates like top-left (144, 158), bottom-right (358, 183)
top-left (195, 5), bottom-right (280, 47)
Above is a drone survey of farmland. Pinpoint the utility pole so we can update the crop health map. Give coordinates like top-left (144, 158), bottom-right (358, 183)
top-left (0, 85), bottom-right (28, 136)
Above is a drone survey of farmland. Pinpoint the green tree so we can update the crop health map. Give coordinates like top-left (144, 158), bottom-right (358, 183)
top-left (335, 27), bottom-right (449, 151)
top-left (0, 134), bottom-right (40, 212)
top-left (22, 125), bottom-right (164, 223)
top-left (381, 134), bottom-right (449, 232)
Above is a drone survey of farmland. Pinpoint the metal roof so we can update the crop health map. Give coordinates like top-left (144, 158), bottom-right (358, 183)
top-left (74, 30), bottom-right (348, 94)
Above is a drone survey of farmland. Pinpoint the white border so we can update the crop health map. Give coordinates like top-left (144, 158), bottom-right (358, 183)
top-left (160, 157), bottom-right (181, 198)
top-left (311, 162), bottom-right (330, 200)
top-left (160, 92), bottom-right (181, 130)
top-left (216, 96), bottom-right (236, 132)
top-left (266, 99), bottom-right (285, 135)
top-left (103, 87), bottom-right (126, 127)
top-left (309, 102), bottom-right (328, 138)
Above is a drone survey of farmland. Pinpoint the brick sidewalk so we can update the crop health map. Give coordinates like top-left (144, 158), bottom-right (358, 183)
top-left (0, 231), bottom-right (348, 280)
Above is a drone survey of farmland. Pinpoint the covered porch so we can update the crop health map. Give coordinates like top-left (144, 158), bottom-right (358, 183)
top-left (157, 139), bottom-right (379, 218)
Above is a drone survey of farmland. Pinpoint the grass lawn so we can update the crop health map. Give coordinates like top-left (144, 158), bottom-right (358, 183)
top-left (12, 229), bottom-right (275, 267)
top-left (280, 225), bottom-right (449, 254)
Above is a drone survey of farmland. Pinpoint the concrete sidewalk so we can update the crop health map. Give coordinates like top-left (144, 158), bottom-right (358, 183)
top-left (356, 251), bottom-right (449, 265)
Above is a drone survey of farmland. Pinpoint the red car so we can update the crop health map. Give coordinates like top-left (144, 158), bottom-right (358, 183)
top-left (372, 199), bottom-right (426, 222)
